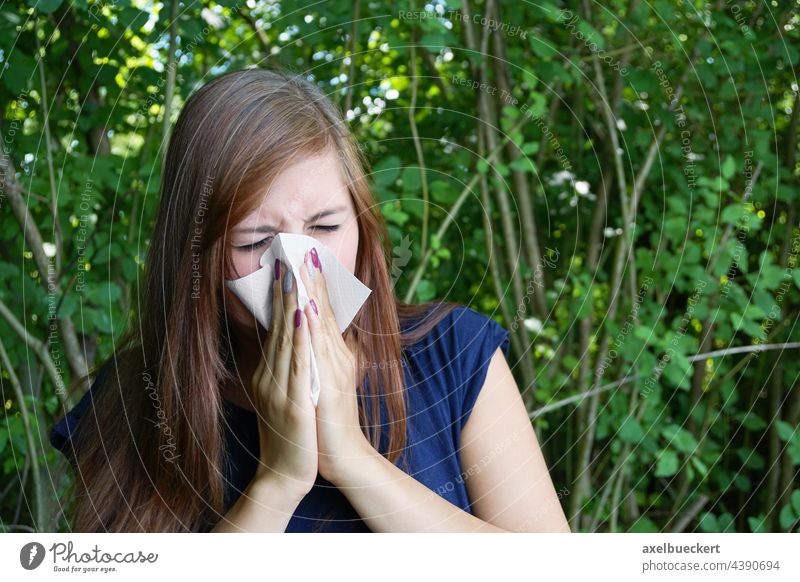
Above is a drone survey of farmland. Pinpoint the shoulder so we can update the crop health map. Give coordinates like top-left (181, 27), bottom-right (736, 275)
top-left (403, 302), bottom-right (510, 364)
top-left (401, 304), bottom-right (509, 357)
top-left (402, 303), bottom-right (511, 427)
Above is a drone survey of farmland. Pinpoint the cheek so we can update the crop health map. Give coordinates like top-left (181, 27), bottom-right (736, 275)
top-left (228, 249), bottom-right (261, 280)
top-left (333, 223), bottom-right (359, 275)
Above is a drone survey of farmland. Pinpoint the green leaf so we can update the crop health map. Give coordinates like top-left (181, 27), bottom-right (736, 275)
top-left (793, 490), bottom-right (800, 516)
top-left (430, 181), bottom-right (459, 204)
top-left (748, 516), bottom-right (767, 533)
top-left (577, 20), bottom-right (605, 49)
top-left (662, 424), bottom-right (698, 453)
top-left (721, 155), bottom-right (736, 179)
top-left (779, 503), bottom-right (797, 530)
top-left (416, 279), bottom-right (436, 302)
top-left (372, 156), bottom-right (401, 187)
top-left (521, 142), bottom-right (540, 155)
top-left (698, 512), bottom-right (720, 532)
top-left (690, 456), bottom-right (709, 478)
top-left (530, 36), bottom-right (558, 58)
top-left (721, 204), bottom-right (746, 224)
top-left (730, 312), bottom-right (765, 338)
top-left (523, 92), bottom-right (547, 118)
top-left (655, 450), bottom-right (679, 477)
top-left (3, 51), bottom-right (36, 93)
top-left (28, 0), bottom-right (63, 13)
top-left (381, 203), bottom-right (409, 226)
top-left (121, 257), bottom-right (139, 283)
top-left (738, 412), bottom-right (767, 431)
top-left (617, 416), bottom-right (644, 444)
top-left (628, 517), bottom-right (660, 532)
top-left (776, 421), bottom-right (798, 443)
top-left (509, 158), bottom-right (536, 173)
top-left (44, 394), bottom-right (58, 416)
top-left (120, 7), bottom-right (151, 30)
top-left (86, 281), bottom-right (122, 305)
top-left (400, 167), bottom-right (421, 192)
top-left (663, 357), bottom-right (691, 390)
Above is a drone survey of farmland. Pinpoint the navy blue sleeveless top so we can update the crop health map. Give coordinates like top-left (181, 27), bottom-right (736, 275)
top-left (50, 304), bottom-right (510, 532)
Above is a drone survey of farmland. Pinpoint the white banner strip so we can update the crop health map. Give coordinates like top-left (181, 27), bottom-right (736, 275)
top-left (2, 533), bottom-right (798, 581)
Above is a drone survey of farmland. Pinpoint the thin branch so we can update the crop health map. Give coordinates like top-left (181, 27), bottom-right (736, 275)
top-left (402, 113), bottom-right (530, 302)
top-left (34, 19), bottom-right (63, 276)
top-left (407, 22), bottom-right (430, 262)
top-left (240, 5), bottom-right (270, 52)
top-left (531, 342), bottom-right (800, 418)
top-left (161, 0), bottom-right (180, 147)
top-left (344, 0), bottom-right (361, 114)
top-left (419, 48), bottom-right (448, 96)
top-left (0, 336), bottom-right (45, 531)
top-left (490, 0), bottom-right (548, 319)
top-left (1, 103), bottom-right (89, 384)
top-left (671, 494), bottom-right (710, 533)
top-left (0, 298), bottom-right (70, 409)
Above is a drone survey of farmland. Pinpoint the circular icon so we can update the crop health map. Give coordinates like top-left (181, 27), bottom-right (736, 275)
top-left (20, 542), bottom-right (46, 570)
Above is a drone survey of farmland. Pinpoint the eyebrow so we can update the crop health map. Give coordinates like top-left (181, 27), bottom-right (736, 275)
top-left (235, 205), bottom-right (349, 234)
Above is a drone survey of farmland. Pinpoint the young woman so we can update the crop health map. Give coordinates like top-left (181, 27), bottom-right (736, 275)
top-left (50, 67), bottom-right (570, 533)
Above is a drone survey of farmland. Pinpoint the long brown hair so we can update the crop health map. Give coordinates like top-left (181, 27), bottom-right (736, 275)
top-left (62, 67), bottom-right (459, 532)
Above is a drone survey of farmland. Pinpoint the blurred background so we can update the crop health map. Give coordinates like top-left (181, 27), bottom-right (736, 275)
top-left (0, 0), bottom-right (798, 533)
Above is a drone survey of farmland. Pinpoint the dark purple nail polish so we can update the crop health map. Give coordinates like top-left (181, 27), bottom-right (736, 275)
top-left (295, 308), bottom-right (302, 328)
top-left (274, 259), bottom-right (281, 280)
top-left (310, 299), bottom-right (318, 315)
top-left (310, 247), bottom-right (322, 272)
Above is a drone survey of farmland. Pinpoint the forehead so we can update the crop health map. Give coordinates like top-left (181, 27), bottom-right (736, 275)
top-left (237, 150), bottom-right (352, 227)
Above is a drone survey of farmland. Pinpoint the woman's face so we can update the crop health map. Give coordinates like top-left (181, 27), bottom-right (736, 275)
top-left (224, 149), bottom-right (360, 332)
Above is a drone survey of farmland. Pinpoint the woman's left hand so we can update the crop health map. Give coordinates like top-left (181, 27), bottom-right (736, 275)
top-left (299, 247), bottom-right (372, 484)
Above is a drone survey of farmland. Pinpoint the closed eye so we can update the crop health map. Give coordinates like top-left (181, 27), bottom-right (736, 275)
top-left (311, 224), bottom-right (340, 234)
top-left (234, 225), bottom-right (339, 251)
top-left (235, 237), bottom-right (273, 251)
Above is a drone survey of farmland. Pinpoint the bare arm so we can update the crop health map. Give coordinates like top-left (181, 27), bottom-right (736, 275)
top-left (210, 472), bottom-right (306, 533)
top-left (460, 348), bottom-right (571, 532)
top-left (326, 348), bottom-right (570, 532)
top-left (330, 445), bottom-right (509, 532)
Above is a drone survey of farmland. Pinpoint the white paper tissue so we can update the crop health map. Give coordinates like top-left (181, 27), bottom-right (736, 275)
top-left (225, 233), bottom-right (372, 406)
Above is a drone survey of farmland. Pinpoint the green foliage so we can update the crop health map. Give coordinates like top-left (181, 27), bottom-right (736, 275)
top-left (0, 0), bottom-right (798, 534)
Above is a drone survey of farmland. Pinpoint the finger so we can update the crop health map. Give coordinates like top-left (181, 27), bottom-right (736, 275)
top-left (254, 258), bottom-right (283, 388)
top-left (289, 304), bottom-right (312, 409)
top-left (256, 259), bottom-right (283, 396)
top-left (272, 260), bottom-right (298, 399)
top-left (266, 259), bottom-right (284, 374)
top-left (307, 247), bottom-right (338, 335)
top-left (300, 254), bottom-right (333, 361)
top-left (261, 259), bottom-right (287, 400)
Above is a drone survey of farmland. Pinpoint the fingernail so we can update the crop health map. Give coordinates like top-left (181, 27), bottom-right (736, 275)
top-left (310, 247), bottom-right (322, 272)
top-left (295, 308), bottom-right (302, 327)
top-left (283, 269), bottom-right (292, 293)
top-left (274, 259), bottom-right (281, 280)
top-left (305, 250), bottom-right (315, 280)
top-left (310, 299), bottom-right (318, 315)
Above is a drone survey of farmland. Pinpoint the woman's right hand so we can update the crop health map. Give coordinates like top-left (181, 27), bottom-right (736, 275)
top-left (251, 258), bottom-right (318, 498)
